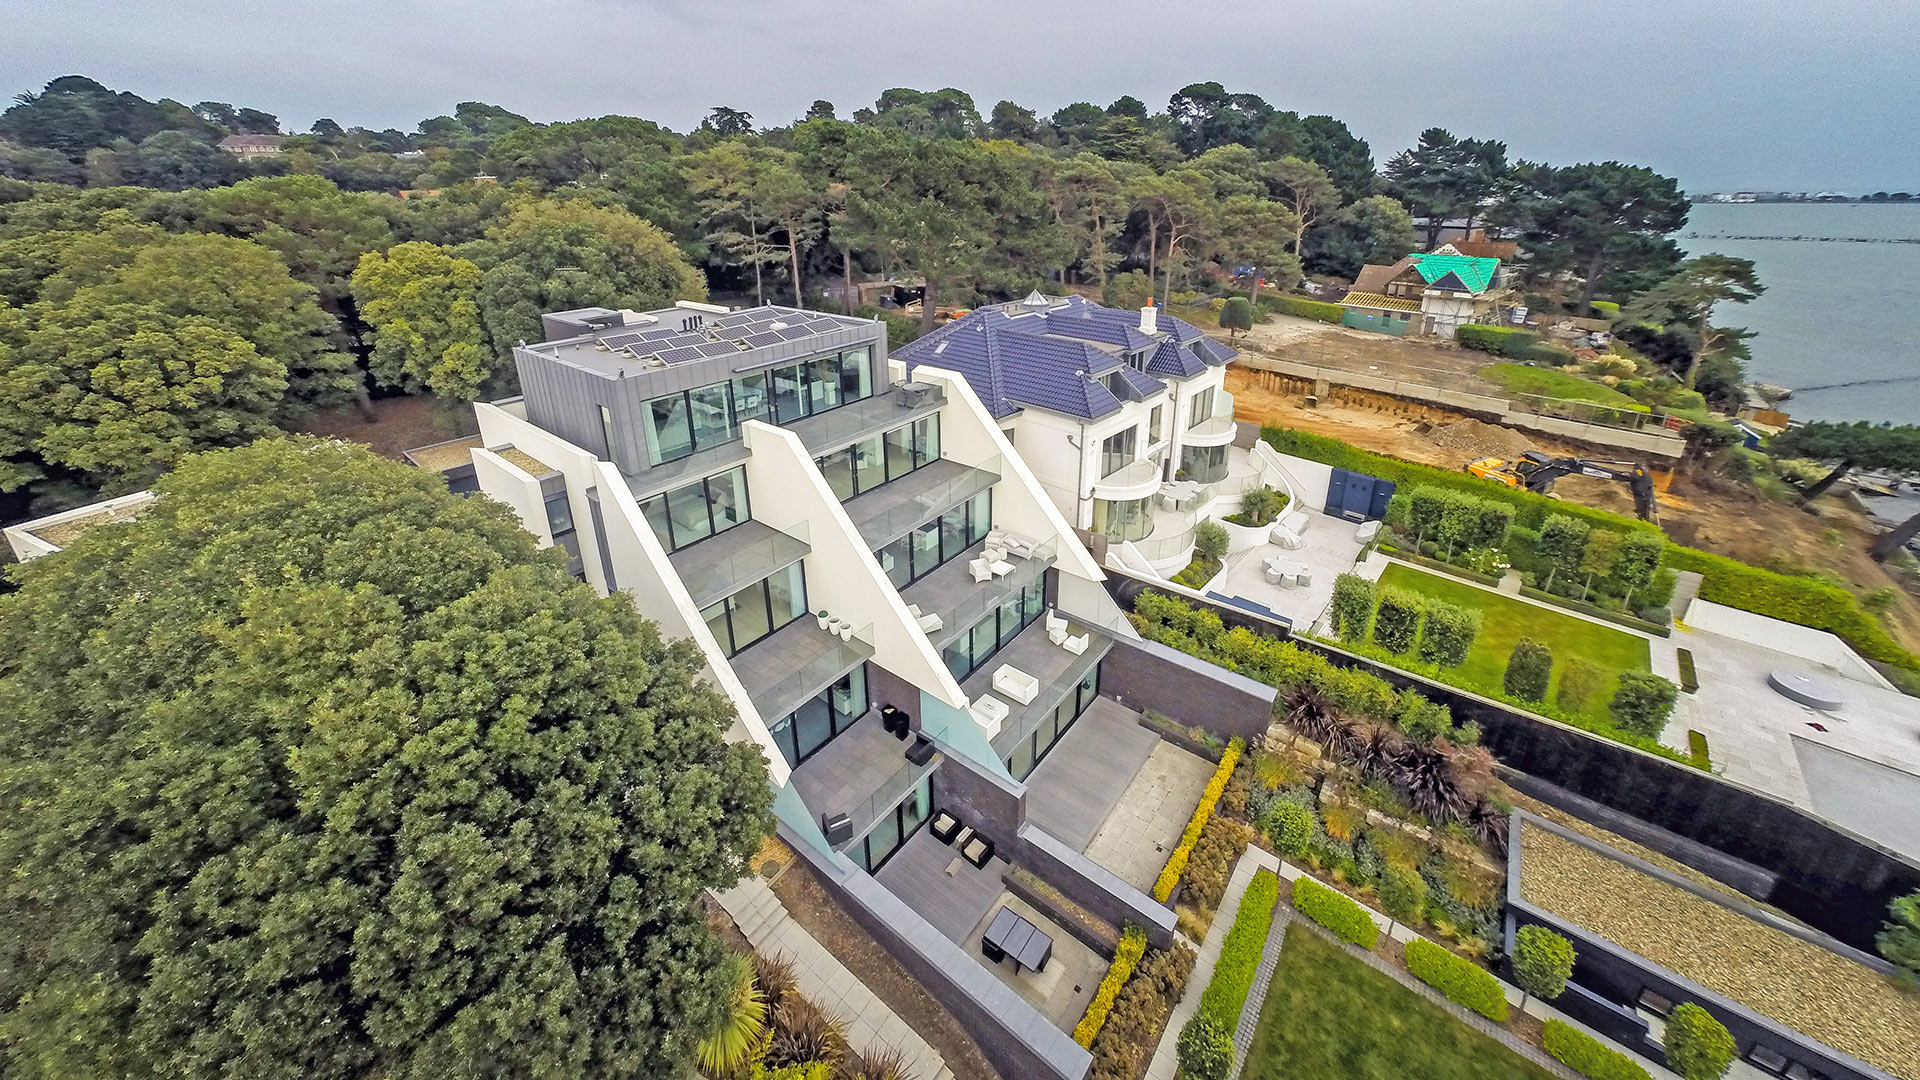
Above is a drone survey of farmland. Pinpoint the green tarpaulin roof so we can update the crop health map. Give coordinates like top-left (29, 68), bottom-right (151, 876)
top-left (1407, 251), bottom-right (1499, 293)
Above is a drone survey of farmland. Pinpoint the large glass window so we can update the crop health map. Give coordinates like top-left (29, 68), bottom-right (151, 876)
top-left (771, 365), bottom-right (807, 423)
top-left (1100, 427), bottom-right (1138, 479)
top-left (1188, 387), bottom-right (1215, 428)
top-left (940, 577), bottom-right (1044, 681)
top-left (1092, 495), bottom-right (1153, 542)
top-left (807, 356), bottom-right (842, 413)
top-left (838, 346), bottom-right (873, 401)
top-left (689, 383), bottom-right (733, 449)
top-left (598, 405), bottom-right (617, 460)
top-left (1181, 442), bottom-right (1229, 483)
top-left (873, 488), bottom-right (990, 589)
top-left (860, 778), bottom-right (931, 873)
top-left (817, 415), bottom-right (940, 504)
top-left (1005, 660), bottom-right (1102, 781)
top-left (639, 466), bottom-right (750, 553)
top-left (647, 394), bottom-right (694, 464)
top-left (732, 373), bottom-right (769, 425)
top-left (699, 563), bottom-right (808, 656)
top-left (1149, 404), bottom-right (1165, 444)
top-left (767, 667), bottom-right (869, 767)
top-left (765, 348), bottom-right (877, 426)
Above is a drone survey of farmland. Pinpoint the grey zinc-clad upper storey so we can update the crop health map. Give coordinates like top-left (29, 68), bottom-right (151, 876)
top-left (513, 302), bottom-right (888, 478)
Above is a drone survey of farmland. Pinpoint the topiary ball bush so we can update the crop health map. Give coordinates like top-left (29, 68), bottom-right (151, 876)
top-left (1177, 1014), bottom-right (1233, 1080)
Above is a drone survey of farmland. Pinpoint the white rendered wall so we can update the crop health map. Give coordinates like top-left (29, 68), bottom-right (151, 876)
top-left (1685, 600), bottom-right (1895, 691)
top-left (1010, 410), bottom-right (1092, 528)
top-left (903, 361), bottom-right (1104, 586)
top-left (470, 448), bottom-right (552, 546)
top-left (3, 489), bottom-right (155, 562)
top-left (739, 420), bottom-right (970, 711)
top-left (475, 401), bottom-right (613, 595)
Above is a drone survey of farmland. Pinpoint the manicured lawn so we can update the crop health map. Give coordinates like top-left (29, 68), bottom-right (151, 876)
top-left (1374, 563), bottom-right (1651, 725)
top-left (1244, 923), bottom-right (1557, 1080)
top-left (1475, 363), bottom-right (1648, 411)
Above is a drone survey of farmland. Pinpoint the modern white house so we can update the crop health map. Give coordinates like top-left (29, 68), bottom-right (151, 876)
top-left (3, 299), bottom-right (1290, 1080)
top-left (896, 293), bottom-right (1267, 576)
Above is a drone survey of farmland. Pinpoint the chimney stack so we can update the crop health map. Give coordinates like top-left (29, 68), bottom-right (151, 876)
top-left (1139, 297), bottom-right (1158, 335)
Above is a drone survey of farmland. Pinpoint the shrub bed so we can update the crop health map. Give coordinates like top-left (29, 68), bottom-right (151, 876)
top-left (1542, 1019), bottom-right (1653, 1080)
top-left (1154, 738), bottom-right (1246, 902)
top-left (1087, 944), bottom-right (1196, 1080)
top-left (1404, 937), bottom-right (1509, 1021)
top-left (1517, 585), bottom-right (1672, 636)
top-left (1074, 927), bottom-right (1147, 1048)
top-left (1273, 295), bottom-right (1345, 323)
top-left (1198, 869), bottom-right (1281, 1027)
top-left (1457, 324), bottom-right (1542, 359)
top-left (1676, 648), bottom-right (1699, 693)
top-left (1293, 875), bottom-right (1379, 948)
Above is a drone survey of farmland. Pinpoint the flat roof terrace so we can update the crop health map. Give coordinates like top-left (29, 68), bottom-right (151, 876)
top-left (529, 304), bottom-right (880, 380)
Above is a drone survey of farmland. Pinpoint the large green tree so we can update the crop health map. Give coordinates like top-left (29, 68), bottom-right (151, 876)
top-left (1496, 161), bottom-right (1689, 309)
top-left (1767, 421), bottom-right (1920, 506)
top-left (460, 196), bottom-right (707, 359)
top-left (178, 174), bottom-right (395, 300)
top-left (1383, 128), bottom-right (1508, 249)
top-left (1625, 254), bottom-right (1763, 388)
top-left (351, 241), bottom-right (492, 398)
top-left (0, 438), bottom-right (773, 1080)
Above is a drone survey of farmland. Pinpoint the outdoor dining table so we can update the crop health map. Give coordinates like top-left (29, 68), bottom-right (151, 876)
top-left (981, 905), bottom-right (1053, 974)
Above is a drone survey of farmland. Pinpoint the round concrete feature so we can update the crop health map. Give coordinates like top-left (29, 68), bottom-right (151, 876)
top-left (1768, 669), bottom-right (1846, 711)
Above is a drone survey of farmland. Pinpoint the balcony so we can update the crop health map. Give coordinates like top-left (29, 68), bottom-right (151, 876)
top-left (901, 538), bottom-right (1058, 648)
top-left (791, 709), bottom-right (942, 856)
top-left (1091, 457), bottom-right (1161, 501)
top-left (786, 382), bottom-right (945, 456)
top-left (967, 614), bottom-right (1116, 761)
top-left (668, 520), bottom-right (809, 610)
top-left (730, 617), bottom-right (874, 726)
top-left (1184, 413), bottom-right (1238, 446)
top-left (846, 456), bottom-right (1001, 548)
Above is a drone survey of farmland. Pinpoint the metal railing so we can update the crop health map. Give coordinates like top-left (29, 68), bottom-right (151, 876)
top-left (831, 754), bottom-right (939, 854)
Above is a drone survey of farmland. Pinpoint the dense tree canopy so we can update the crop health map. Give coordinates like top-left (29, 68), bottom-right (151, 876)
top-left (0, 439), bottom-right (773, 1080)
top-left (352, 241), bottom-right (492, 398)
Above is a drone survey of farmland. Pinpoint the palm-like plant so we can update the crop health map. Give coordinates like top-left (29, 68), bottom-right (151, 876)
top-left (697, 956), bottom-right (768, 1078)
top-left (1390, 742), bottom-right (1471, 823)
top-left (1467, 798), bottom-right (1510, 854)
top-left (753, 950), bottom-right (798, 1014)
top-left (769, 994), bottom-right (849, 1069)
top-left (1281, 686), bottom-right (1337, 746)
top-left (1351, 725), bottom-right (1403, 777)
top-left (836, 1045), bottom-right (916, 1080)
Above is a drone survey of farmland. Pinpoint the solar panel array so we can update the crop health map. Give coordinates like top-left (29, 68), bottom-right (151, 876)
top-left (586, 309), bottom-right (855, 368)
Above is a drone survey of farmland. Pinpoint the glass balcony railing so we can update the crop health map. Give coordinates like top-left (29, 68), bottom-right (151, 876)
top-left (831, 753), bottom-right (942, 854)
top-left (848, 456), bottom-right (1001, 547)
top-left (670, 521), bottom-right (810, 610)
top-left (923, 537), bottom-right (1058, 649)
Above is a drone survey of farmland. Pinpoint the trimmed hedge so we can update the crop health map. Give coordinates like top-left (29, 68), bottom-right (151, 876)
top-left (1456, 324), bottom-right (1543, 359)
top-left (1273, 295), bottom-right (1345, 323)
top-left (1074, 926), bottom-right (1148, 1048)
top-left (1404, 937), bottom-right (1509, 1021)
top-left (1261, 426), bottom-right (1666, 537)
top-left (1292, 876), bottom-right (1379, 948)
top-left (1543, 1019), bottom-right (1653, 1080)
top-left (1373, 586), bottom-right (1426, 654)
top-left (1331, 572), bottom-right (1377, 642)
top-left (1153, 738), bottom-right (1245, 902)
top-left (1676, 648), bottom-right (1699, 693)
top-left (1418, 600), bottom-right (1481, 669)
top-left (1197, 869), bottom-right (1280, 1027)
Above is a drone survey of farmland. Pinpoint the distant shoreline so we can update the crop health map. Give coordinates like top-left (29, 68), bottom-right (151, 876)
top-left (1691, 196), bottom-right (1917, 205)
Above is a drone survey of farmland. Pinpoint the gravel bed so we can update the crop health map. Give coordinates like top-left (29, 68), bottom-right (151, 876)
top-left (1519, 824), bottom-right (1920, 1079)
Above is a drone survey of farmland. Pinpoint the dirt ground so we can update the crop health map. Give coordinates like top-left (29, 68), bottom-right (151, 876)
top-left (292, 394), bottom-right (479, 460)
top-left (1237, 314), bottom-right (1504, 396)
top-left (1225, 365), bottom-right (1920, 652)
top-left (764, 842), bottom-right (1004, 1080)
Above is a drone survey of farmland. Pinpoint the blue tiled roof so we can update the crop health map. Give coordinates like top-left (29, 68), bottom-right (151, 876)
top-left (897, 295), bottom-right (1236, 420)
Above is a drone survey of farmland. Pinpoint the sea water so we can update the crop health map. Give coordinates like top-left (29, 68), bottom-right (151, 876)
top-left (1679, 202), bottom-right (1920, 425)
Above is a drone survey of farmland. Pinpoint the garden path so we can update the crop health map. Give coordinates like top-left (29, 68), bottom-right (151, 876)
top-left (714, 876), bottom-right (957, 1080)
top-left (1145, 846), bottom-right (1281, 1080)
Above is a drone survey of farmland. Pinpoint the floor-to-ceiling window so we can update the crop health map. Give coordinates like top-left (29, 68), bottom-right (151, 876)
top-left (638, 466), bottom-right (749, 553)
top-left (940, 577), bottom-right (1046, 681)
top-left (1187, 387), bottom-right (1216, 429)
top-left (1181, 442), bottom-right (1229, 483)
top-left (876, 488), bottom-right (990, 588)
top-left (1092, 495), bottom-right (1153, 542)
top-left (764, 666), bottom-right (869, 767)
top-left (859, 777), bottom-right (932, 872)
top-left (642, 347), bottom-right (876, 465)
top-left (1005, 661), bottom-right (1102, 781)
top-left (700, 561), bottom-right (807, 656)
top-left (1099, 426), bottom-right (1138, 478)
top-left (816, 414), bottom-right (941, 505)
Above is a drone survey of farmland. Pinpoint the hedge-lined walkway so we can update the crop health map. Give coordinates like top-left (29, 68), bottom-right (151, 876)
top-left (1145, 846), bottom-right (1282, 1080)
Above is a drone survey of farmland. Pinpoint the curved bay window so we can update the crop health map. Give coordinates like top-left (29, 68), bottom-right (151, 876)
top-left (1180, 442), bottom-right (1228, 483)
top-left (1092, 495), bottom-right (1153, 542)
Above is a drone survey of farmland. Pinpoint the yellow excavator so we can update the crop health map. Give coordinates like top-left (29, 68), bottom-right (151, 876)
top-left (1467, 451), bottom-right (1659, 522)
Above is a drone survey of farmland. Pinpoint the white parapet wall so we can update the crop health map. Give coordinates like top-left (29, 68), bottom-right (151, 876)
top-left (1684, 599), bottom-right (1896, 691)
top-left (3, 489), bottom-right (157, 562)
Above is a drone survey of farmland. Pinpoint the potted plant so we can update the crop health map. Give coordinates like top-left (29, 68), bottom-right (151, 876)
top-left (815, 609), bottom-right (830, 630)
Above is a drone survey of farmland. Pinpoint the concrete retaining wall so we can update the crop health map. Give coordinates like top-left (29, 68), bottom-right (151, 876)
top-left (1097, 637), bottom-right (1280, 743)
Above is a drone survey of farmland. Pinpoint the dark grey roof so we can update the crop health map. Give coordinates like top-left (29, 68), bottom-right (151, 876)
top-left (897, 295), bottom-right (1233, 420)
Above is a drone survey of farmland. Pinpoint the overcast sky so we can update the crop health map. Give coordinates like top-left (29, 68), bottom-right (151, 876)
top-left (5, 0), bottom-right (1917, 192)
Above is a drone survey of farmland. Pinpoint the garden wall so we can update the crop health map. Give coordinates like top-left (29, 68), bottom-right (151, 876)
top-left (1096, 636), bottom-right (1281, 743)
top-left (1104, 572), bottom-right (1920, 951)
top-left (1683, 600), bottom-right (1893, 690)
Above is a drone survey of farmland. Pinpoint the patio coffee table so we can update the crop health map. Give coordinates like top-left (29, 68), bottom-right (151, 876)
top-left (981, 905), bottom-right (1053, 974)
